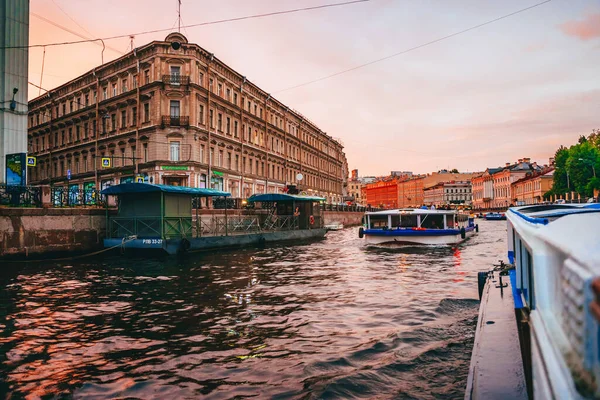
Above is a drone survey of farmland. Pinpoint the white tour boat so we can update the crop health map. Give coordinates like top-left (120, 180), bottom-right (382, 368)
top-left (358, 208), bottom-right (478, 245)
top-left (505, 203), bottom-right (600, 399)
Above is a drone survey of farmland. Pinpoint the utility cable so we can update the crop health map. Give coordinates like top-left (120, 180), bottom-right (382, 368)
top-left (274, 0), bottom-right (552, 93)
top-left (2, 0), bottom-right (369, 50)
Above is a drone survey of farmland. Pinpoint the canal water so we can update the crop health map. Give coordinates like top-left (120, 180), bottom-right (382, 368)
top-left (0, 220), bottom-right (506, 399)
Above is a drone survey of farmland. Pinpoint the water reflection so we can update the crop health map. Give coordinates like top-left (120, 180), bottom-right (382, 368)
top-left (0, 221), bottom-right (506, 399)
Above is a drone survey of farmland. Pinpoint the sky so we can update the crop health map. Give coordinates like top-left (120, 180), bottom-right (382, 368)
top-left (27, 0), bottom-right (600, 176)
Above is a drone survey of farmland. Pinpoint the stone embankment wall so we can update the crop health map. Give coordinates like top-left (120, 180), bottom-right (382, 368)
top-left (0, 208), bottom-right (111, 258)
top-left (322, 211), bottom-right (363, 227)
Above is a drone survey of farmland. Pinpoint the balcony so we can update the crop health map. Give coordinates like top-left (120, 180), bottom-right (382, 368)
top-left (162, 75), bottom-right (190, 85)
top-left (161, 115), bottom-right (189, 128)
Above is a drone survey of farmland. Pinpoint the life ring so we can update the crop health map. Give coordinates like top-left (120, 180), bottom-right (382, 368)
top-left (309, 215), bottom-right (315, 225)
top-left (358, 227), bottom-right (364, 238)
top-left (460, 227), bottom-right (466, 239)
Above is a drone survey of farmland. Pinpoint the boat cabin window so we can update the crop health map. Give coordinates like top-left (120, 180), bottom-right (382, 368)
top-left (369, 215), bottom-right (388, 229)
top-left (420, 214), bottom-right (444, 229)
top-left (446, 215), bottom-right (456, 229)
top-left (391, 214), bottom-right (418, 228)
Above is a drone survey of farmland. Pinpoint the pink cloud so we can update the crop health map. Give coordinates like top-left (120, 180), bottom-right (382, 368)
top-left (560, 13), bottom-right (600, 41)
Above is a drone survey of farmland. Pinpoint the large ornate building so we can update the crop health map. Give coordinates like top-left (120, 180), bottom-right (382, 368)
top-left (27, 33), bottom-right (347, 202)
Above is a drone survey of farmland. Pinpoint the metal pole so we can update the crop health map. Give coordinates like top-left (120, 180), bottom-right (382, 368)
top-left (224, 195), bottom-right (228, 236)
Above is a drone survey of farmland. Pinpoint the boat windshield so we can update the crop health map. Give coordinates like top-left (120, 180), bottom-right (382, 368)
top-left (420, 214), bottom-right (445, 229)
top-left (391, 214), bottom-right (418, 228)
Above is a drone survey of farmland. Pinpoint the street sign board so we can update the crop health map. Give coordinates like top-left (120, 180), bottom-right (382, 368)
top-left (6, 153), bottom-right (26, 185)
top-left (101, 157), bottom-right (111, 168)
top-left (67, 169), bottom-right (71, 180)
top-left (27, 156), bottom-right (36, 167)
top-left (135, 175), bottom-right (144, 183)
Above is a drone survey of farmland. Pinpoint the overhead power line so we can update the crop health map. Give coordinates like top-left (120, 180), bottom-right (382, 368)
top-left (274, 0), bottom-right (552, 93)
top-left (2, 0), bottom-right (369, 50)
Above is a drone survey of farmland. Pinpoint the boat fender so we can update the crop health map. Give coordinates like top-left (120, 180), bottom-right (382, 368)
top-left (477, 271), bottom-right (487, 300)
top-left (460, 227), bottom-right (466, 239)
top-left (358, 227), bottom-right (364, 238)
top-left (257, 236), bottom-right (266, 248)
top-left (475, 224), bottom-right (479, 233)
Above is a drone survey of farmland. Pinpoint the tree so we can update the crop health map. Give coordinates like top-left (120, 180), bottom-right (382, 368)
top-left (551, 146), bottom-right (569, 195)
top-left (450, 168), bottom-right (459, 173)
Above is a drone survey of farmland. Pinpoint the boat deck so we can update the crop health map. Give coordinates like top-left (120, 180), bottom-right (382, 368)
top-left (465, 270), bottom-right (528, 400)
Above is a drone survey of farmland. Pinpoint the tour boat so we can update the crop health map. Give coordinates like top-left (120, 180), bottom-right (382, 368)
top-left (466, 203), bottom-right (600, 399)
top-left (324, 223), bottom-right (344, 231)
top-left (484, 212), bottom-right (506, 220)
top-left (358, 208), bottom-right (478, 245)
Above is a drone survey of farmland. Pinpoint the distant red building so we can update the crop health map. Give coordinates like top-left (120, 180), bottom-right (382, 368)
top-left (365, 179), bottom-right (399, 208)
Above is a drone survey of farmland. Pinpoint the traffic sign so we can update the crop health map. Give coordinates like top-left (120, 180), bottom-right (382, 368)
top-left (135, 175), bottom-right (144, 183)
top-left (67, 169), bottom-right (71, 180)
top-left (26, 156), bottom-right (36, 167)
top-left (101, 157), bottom-right (111, 168)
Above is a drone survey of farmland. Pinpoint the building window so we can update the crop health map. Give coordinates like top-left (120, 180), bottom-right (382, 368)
top-left (234, 121), bottom-right (238, 137)
top-left (199, 105), bottom-right (204, 125)
top-left (219, 150), bottom-right (223, 167)
top-left (198, 71), bottom-right (204, 86)
top-left (122, 79), bottom-right (127, 93)
top-left (62, 103), bottom-right (66, 115)
top-left (218, 83), bottom-right (222, 96)
top-left (209, 78), bottom-right (214, 92)
top-left (235, 154), bottom-right (239, 171)
top-left (68, 128), bottom-right (72, 143)
top-left (227, 152), bottom-right (232, 169)
top-left (121, 110), bottom-right (127, 128)
top-left (112, 83), bottom-right (117, 97)
top-left (132, 107), bottom-right (137, 126)
top-left (170, 100), bottom-right (180, 117)
top-left (209, 110), bottom-right (214, 128)
top-left (143, 143), bottom-right (148, 162)
top-left (103, 87), bottom-right (108, 100)
top-left (226, 88), bottom-right (231, 101)
top-left (200, 145), bottom-right (205, 163)
top-left (110, 114), bottom-right (116, 131)
top-left (144, 103), bottom-right (150, 122)
top-left (226, 117), bottom-right (230, 134)
top-left (144, 69), bottom-right (150, 84)
top-left (69, 101), bottom-right (73, 113)
top-left (210, 147), bottom-right (214, 165)
top-left (76, 126), bottom-right (80, 141)
top-left (84, 94), bottom-right (89, 106)
top-left (170, 141), bottom-right (180, 161)
top-left (233, 92), bottom-right (238, 105)
top-left (170, 65), bottom-right (181, 85)
top-left (133, 75), bottom-right (138, 89)
top-left (83, 123), bottom-right (88, 139)
top-left (217, 113), bottom-right (222, 131)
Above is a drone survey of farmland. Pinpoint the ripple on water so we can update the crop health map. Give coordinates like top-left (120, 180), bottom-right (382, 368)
top-left (0, 220), bottom-right (505, 398)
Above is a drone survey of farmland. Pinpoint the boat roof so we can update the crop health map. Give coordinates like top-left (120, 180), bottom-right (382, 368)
top-left (508, 204), bottom-right (600, 225)
top-left (365, 208), bottom-right (458, 215)
top-left (247, 193), bottom-right (325, 203)
top-left (100, 183), bottom-right (231, 197)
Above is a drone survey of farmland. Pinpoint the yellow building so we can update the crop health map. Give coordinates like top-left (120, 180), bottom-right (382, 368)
top-left (511, 168), bottom-right (554, 205)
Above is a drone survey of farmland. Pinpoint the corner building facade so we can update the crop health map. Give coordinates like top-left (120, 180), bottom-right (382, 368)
top-left (27, 33), bottom-right (347, 202)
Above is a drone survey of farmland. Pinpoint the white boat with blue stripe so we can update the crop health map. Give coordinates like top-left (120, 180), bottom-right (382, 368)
top-left (359, 208), bottom-right (478, 245)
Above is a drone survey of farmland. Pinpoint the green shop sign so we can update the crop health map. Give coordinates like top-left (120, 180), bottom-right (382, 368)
top-left (161, 166), bottom-right (188, 171)
top-left (212, 171), bottom-right (224, 176)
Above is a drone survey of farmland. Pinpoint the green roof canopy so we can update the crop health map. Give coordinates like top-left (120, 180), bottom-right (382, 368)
top-left (101, 183), bottom-right (230, 197)
top-left (247, 193), bottom-right (325, 202)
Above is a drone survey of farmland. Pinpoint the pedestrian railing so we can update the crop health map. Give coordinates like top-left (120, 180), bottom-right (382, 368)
top-left (51, 187), bottom-right (106, 208)
top-left (0, 185), bottom-right (42, 207)
top-left (108, 217), bottom-right (192, 239)
top-left (262, 214), bottom-right (299, 231)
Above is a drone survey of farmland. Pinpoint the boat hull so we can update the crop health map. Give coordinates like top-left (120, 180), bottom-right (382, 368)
top-left (104, 228), bottom-right (327, 255)
top-left (363, 227), bottom-right (476, 245)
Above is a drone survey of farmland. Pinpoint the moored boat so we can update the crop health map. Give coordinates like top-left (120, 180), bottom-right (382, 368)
top-left (484, 212), bottom-right (506, 220)
top-left (466, 203), bottom-right (600, 399)
top-left (358, 208), bottom-right (478, 245)
top-left (101, 183), bottom-right (327, 255)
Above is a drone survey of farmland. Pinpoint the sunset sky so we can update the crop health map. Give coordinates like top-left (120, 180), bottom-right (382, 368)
top-left (28, 0), bottom-right (600, 176)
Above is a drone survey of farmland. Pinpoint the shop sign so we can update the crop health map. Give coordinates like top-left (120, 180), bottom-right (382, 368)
top-left (162, 166), bottom-right (188, 171)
